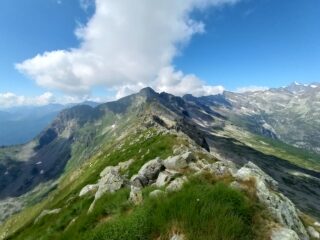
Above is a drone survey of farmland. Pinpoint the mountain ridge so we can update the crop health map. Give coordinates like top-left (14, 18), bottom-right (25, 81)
top-left (1, 85), bottom-right (320, 239)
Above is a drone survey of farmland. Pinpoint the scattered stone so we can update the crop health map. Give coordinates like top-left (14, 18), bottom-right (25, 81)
top-left (235, 162), bottom-right (309, 240)
top-left (149, 189), bottom-right (165, 198)
top-left (163, 152), bottom-right (195, 171)
top-left (315, 222), bottom-right (320, 227)
top-left (34, 208), bottom-right (61, 223)
top-left (188, 162), bottom-right (202, 172)
top-left (129, 186), bottom-right (143, 205)
top-left (138, 157), bottom-right (163, 182)
top-left (88, 167), bottom-right (124, 212)
top-left (79, 184), bottom-right (98, 197)
top-left (156, 171), bottom-right (173, 187)
top-left (271, 227), bottom-right (300, 240)
top-left (206, 160), bottom-right (237, 177)
top-left (131, 174), bottom-right (149, 188)
top-left (235, 162), bottom-right (278, 190)
top-left (95, 167), bottom-right (124, 200)
top-left (166, 176), bottom-right (188, 192)
top-left (307, 226), bottom-right (320, 239)
top-left (170, 234), bottom-right (185, 240)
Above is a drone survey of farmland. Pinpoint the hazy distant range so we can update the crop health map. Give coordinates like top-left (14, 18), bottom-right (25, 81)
top-left (0, 102), bottom-right (98, 146)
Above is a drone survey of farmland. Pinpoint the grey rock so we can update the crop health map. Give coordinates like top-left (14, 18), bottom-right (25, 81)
top-left (130, 174), bottom-right (149, 188)
top-left (89, 166), bottom-right (124, 212)
top-left (163, 152), bottom-right (195, 171)
top-left (79, 184), bottom-right (98, 197)
top-left (307, 226), bottom-right (320, 239)
top-left (166, 176), bottom-right (188, 192)
top-left (271, 227), bottom-right (300, 240)
top-left (95, 167), bottom-right (124, 200)
top-left (129, 186), bottom-right (143, 205)
top-left (170, 234), bottom-right (185, 240)
top-left (206, 160), bottom-right (237, 177)
top-left (235, 162), bottom-right (309, 240)
top-left (138, 157), bottom-right (163, 182)
top-left (155, 171), bottom-right (173, 187)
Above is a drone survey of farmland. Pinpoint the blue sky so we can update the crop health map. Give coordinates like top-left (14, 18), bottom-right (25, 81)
top-left (0, 0), bottom-right (319, 106)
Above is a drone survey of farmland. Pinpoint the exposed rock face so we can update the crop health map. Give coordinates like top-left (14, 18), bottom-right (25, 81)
top-left (163, 152), bottom-right (195, 171)
top-left (166, 176), bottom-right (188, 192)
top-left (271, 227), bottom-right (300, 240)
top-left (307, 226), bottom-right (320, 239)
top-left (80, 159), bottom-right (134, 199)
top-left (87, 165), bottom-right (125, 212)
top-left (79, 184), bottom-right (98, 197)
top-left (129, 186), bottom-right (143, 205)
top-left (155, 171), bottom-right (174, 187)
top-left (206, 160), bottom-right (237, 177)
top-left (131, 174), bottom-right (149, 188)
top-left (138, 157), bottom-right (163, 182)
top-left (34, 209), bottom-right (61, 223)
top-left (235, 162), bottom-right (309, 240)
top-left (95, 167), bottom-right (124, 200)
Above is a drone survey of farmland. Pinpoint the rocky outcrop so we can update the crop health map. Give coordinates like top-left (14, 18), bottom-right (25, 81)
top-left (137, 157), bottom-right (163, 183)
top-left (129, 186), bottom-right (143, 205)
top-left (307, 226), bottom-right (320, 239)
top-left (155, 171), bottom-right (174, 187)
top-left (130, 157), bottom-right (164, 188)
top-left (79, 159), bottom-right (135, 212)
top-left (163, 152), bottom-right (195, 171)
top-left (234, 162), bottom-right (309, 240)
top-left (205, 160), bottom-right (237, 177)
top-left (79, 184), bottom-right (98, 197)
top-left (271, 227), bottom-right (300, 240)
top-left (166, 176), bottom-right (188, 192)
top-left (95, 167), bottom-right (124, 200)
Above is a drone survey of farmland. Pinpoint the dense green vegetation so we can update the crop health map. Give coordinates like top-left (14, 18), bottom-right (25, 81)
top-left (87, 181), bottom-right (256, 240)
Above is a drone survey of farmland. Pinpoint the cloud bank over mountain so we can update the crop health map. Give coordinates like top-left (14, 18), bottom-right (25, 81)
top-left (16, 0), bottom-right (239, 98)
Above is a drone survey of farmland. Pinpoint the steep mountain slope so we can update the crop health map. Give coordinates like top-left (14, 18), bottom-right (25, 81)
top-left (0, 105), bottom-right (66, 146)
top-left (203, 82), bottom-right (320, 154)
top-left (0, 102), bottom-right (99, 147)
top-left (1, 87), bottom-right (320, 239)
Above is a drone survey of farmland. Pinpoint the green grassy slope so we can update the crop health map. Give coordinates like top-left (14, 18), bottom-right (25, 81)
top-left (1, 128), bottom-right (263, 240)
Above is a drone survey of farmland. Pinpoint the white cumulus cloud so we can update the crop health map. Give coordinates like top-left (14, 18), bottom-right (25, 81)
top-left (16, 0), bottom-right (239, 98)
top-left (0, 92), bottom-right (55, 108)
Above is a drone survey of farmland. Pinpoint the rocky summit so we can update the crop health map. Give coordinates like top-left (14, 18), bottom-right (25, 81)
top-left (1, 86), bottom-right (320, 240)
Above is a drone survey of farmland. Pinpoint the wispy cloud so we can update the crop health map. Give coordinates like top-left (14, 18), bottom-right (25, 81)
top-left (16, 0), bottom-right (240, 98)
top-left (236, 85), bottom-right (269, 93)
